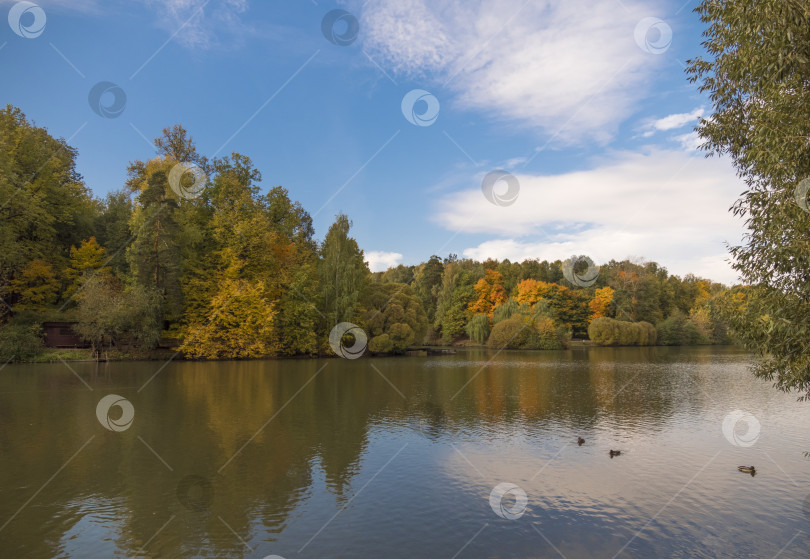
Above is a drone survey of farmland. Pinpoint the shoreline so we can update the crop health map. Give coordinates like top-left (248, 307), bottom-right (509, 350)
top-left (7, 342), bottom-right (740, 364)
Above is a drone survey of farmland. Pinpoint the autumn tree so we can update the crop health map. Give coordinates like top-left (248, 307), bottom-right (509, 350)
top-left (0, 106), bottom-right (97, 315)
top-left (468, 269), bottom-right (508, 318)
top-left (179, 154), bottom-right (281, 359)
top-left (180, 279), bottom-right (276, 359)
top-left (515, 279), bottom-right (562, 306)
top-left (8, 259), bottom-right (59, 311)
top-left (589, 286), bottom-right (615, 320)
top-left (64, 237), bottom-right (111, 299)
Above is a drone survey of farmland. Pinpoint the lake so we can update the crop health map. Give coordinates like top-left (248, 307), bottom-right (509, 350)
top-left (0, 346), bottom-right (808, 558)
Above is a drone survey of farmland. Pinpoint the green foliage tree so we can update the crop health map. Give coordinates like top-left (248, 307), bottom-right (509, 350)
top-left (655, 311), bottom-right (706, 346)
top-left (487, 315), bottom-right (535, 349)
top-left (381, 264), bottom-right (415, 285)
top-left (264, 186), bottom-right (320, 356)
top-left (361, 282), bottom-right (427, 353)
top-left (126, 163), bottom-right (183, 318)
top-left (0, 106), bottom-right (97, 315)
top-left (94, 190), bottom-right (133, 277)
top-left (74, 277), bottom-right (162, 352)
top-left (413, 255), bottom-right (444, 323)
top-left (492, 298), bottom-right (519, 325)
top-left (433, 261), bottom-right (481, 344)
top-left (0, 318), bottom-right (44, 362)
top-left (687, 0), bottom-right (810, 398)
top-left (465, 313), bottom-right (490, 344)
top-left (179, 154), bottom-right (284, 359)
top-left (318, 214), bottom-right (370, 330)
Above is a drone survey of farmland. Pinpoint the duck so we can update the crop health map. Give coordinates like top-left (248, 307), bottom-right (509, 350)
top-left (577, 437), bottom-right (585, 446)
top-left (737, 465), bottom-right (756, 474)
top-left (609, 450), bottom-right (621, 457)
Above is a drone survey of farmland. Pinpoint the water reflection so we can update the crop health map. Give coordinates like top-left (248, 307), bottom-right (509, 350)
top-left (0, 347), bottom-right (807, 558)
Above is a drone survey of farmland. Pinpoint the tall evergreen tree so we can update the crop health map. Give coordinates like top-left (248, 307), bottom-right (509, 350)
top-left (127, 166), bottom-right (183, 318)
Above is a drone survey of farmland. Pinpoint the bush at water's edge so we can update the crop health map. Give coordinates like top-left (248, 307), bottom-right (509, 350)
top-left (588, 317), bottom-right (657, 346)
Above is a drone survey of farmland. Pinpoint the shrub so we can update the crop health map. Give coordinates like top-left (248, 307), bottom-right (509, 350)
top-left (368, 333), bottom-right (393, 354)
top-left (487, 315), bottom-right (569, 350)
top-left (388, 322), bottom-right (415, 352)
top-left (637, 321), bottom-right (657, 345)
top-left (616, 320), bottom-right (637, 345)
top-left (0, 319), bottom-right (45, 362)
top-left (588, 317), bottom-right (618, 345)
top-left (532, 317), bottom-right (569, 350)
top-left (588, 317), bottom-right (657, 346)
top-left (488, 316), bottom-right (533, 349)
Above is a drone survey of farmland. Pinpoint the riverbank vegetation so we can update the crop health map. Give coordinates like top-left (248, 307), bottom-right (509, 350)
top-left (687, 0), bottom-right (810, 399)
top-left (1, 105), bottom-right (738, 362)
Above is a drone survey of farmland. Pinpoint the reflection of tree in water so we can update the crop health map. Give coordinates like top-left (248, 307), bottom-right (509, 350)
top-left (418, 400), bottom-right (447, 440)
top-left (0, 347), bottom-right (746, 556)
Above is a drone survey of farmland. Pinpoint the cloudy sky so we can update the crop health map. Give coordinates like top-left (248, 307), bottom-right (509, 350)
top-left (0, 0), bottom-right (744, 283)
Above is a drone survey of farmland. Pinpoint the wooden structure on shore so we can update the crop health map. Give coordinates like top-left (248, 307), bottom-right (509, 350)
top-left (42, 322), bottom-right (88, 348)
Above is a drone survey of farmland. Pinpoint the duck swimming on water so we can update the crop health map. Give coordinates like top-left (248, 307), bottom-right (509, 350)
top-left (609, 450), bottom-right (621, 457)
top-left (738, 465), bottom-right (756, 475)
top-left (577, 437), bottom-right (585, 446)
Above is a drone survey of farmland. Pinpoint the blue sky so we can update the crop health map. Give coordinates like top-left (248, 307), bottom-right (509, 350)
top-left (0, 0), bottom-right (744, 283)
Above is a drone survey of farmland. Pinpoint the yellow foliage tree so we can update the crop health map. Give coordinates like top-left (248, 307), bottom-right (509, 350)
top-left (515, 278), bottom-right (565, 305)
top-left (180, 279), bottom-right (277, 360)
top-left (9, 259), bottom-right (59, 311)
top-left (65, 237), bottom-right (111, 298)
top-left (693, 280), bottom-right (712, 308)
top-left (588, 286), bottom-right (615, 321)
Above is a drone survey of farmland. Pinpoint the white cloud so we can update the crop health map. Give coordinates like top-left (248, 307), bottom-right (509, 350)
top-left (360, 0), bottom-right (665, 140)
top-left (504, 156), bottom-right (529, 168)
top-left (365, 251), bottom-right (403, 272)
top-left (0, 0), bottom-right (101, 13)
top-left (434, 149), bottom-right (745, 284)
top-left (144, 0), bottom-right (250, 49)
top-left (641, 107), bottom-right (704, 137)
top-left (2, 0), bottom-right (254, 46)
top-left (673, 130), bottom-right (703, 151)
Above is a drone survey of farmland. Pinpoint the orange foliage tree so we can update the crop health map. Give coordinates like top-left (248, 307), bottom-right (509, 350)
top-left (468, 269), bottom-right (508, 318)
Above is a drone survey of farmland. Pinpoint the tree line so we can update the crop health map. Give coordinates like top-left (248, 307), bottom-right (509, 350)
top-left (0, 105), bottom-right (737, 361)
top-left (377, 254), bottom-right (734, 349)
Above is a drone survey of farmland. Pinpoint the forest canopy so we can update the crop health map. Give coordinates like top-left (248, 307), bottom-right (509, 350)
top-left (0, 106), bottom-right (738, 361)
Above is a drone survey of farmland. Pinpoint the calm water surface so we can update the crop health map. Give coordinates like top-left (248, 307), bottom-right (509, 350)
top-left (0, 346), bottom-right (808, 558)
